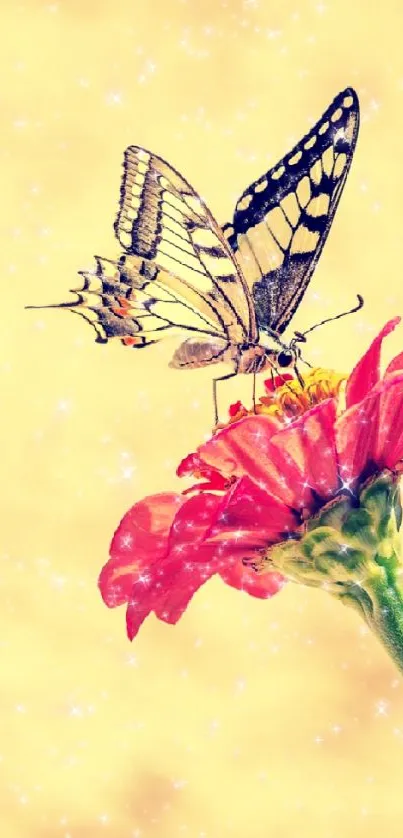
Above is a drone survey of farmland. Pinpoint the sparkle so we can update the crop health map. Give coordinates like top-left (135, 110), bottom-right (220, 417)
top-left (375, 699), bottom-right (389, 717)
top-left (56, 399), bottom-right (71, 414)
top-left (136, 572), bottom-right (151, 586)
top-left (69, 704), bottom-right (83, 718)
top-left (106, 91), bottom-right (123, 105)
top-left (339, 476), bottom-right (354, 495)
top-left (51, 574), bottom-right (66, 589)
top-left (121, 465), bottom-right (136, 480)
top-left (333, 127), bottom-right (346, 145)
top-left (266, 28), bottom-right (282, 38)
top-left (14, 118), bottom-right (28, 129)
top-left (98, 813), bottom-right (109, 825)
top-left (172, 779), bottom-right (188, 790)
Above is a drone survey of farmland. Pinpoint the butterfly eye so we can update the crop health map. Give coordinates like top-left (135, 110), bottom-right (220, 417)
top-left (277, 350), bottom-right (294, 368)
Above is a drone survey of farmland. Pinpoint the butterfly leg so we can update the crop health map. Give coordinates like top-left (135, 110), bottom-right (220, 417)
top-left (252, 373), bottom-right (257, 414)
top-left (294, 363), bottom-right (305, 388)
top-left (213, 370), bottom-right (238, 425)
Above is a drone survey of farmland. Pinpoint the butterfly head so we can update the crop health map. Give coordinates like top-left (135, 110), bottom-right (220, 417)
top-left (276, 345), bottom-right (300, 369)
top-left (257, 329), bottom-right (302, 372)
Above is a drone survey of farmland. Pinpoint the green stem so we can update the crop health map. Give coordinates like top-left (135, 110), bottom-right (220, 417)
top-left (344, 570), bottom-right (403, 673)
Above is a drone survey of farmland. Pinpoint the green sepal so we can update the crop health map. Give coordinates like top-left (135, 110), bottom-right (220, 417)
top-left (259, 470), bottom-right (403, 672)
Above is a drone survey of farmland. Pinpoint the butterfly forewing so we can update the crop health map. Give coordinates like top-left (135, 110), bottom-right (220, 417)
top-left (222, 87), bottom-right (360, 334)
top-left (113, 147), bottom-right (256, 345)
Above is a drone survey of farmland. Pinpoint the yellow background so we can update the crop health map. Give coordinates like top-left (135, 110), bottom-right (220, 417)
top-left (4, 0), bottom-right (403, 835)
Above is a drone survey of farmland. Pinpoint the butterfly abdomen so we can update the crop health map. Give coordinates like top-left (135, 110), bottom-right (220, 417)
top-left (169, 337), bottom-right (229, 369)
top-left (170, 337), bottom-right (276, 374)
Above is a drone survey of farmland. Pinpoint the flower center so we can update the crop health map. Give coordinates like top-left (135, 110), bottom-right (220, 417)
top-left (224, 369), bottom-right (347, 426)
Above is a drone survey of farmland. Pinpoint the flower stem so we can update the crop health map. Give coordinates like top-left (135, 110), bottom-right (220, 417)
top-left (343, 567), bottom-right (403, 673)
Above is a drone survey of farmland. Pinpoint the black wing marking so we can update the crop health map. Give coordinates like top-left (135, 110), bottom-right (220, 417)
top-left (53, 255), bottom-right (229, 350)
top-left (113, 146), bottom-right (257, 344)
top-left (222, 87), bottom-right (360, 334)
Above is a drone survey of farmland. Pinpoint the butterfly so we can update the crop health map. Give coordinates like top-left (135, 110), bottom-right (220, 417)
top-left (28, 87), bottom-right (361, 423)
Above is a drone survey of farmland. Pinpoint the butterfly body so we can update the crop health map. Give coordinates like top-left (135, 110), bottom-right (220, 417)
top-left (77, 252), bottom-right (297, 376)
top-left (27, 88), bottom-right (360, 420)
top-left (169, 332), bottom-right (296, 373)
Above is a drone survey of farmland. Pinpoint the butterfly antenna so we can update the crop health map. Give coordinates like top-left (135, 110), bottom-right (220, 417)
top-left (295, 294), bottom-right (364, 340)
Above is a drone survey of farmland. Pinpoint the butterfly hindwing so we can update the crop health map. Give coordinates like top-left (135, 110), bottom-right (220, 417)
top-left (62, 255), bottom-right (228, 350)
top-left (222, 87), bottom-right (360, 334)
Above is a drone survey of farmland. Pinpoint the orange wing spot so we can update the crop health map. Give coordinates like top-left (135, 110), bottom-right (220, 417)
top-left (112, 306), bottom-right (131, 317)
top-left (111, 297), bottom-right (133, 317)
top-left (122, 336), bottom-right (140, 346)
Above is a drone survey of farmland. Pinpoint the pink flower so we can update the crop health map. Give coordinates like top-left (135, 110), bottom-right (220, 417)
top-left (99, 319), bottom-right (403, 639)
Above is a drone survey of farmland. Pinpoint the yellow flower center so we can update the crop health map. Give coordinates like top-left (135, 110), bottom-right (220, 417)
top-left (224, 369), bottom-right (347, 427)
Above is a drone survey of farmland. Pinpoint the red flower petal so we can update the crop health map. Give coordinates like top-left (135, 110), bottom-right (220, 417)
top-left (100, 475), bottom-right (294, 639)
top-left (220, 562), bottom-right (285, 599)
top-left (386, 353), bottom-right (403, 376)
top-left (191, 476), bottom-right (292, 599)
top-left (345, 318), bottom-right (401, 408)
top-left (126, 556), bottom-right (215, 638)
top-left (177, 452), bottom-right (232, 493)
top-left (204, 475), bottom-right (299, 551)
top-left (374, 375), bottom-right (403, 470)
top-left (125, 555), bottom-right (215, 639)
top-left (336, 373), bottom-right (403, 485)
top-left (198, 400), bottom-right (339, 513)
top-left (157, 481), bottom-right (289, 613)
top-left (197, 414), bottom-right (299, 505)
top-left (264, 374), bottom-right (293, 393)
top-left (176, 453), bottom-right (200, 478)
top-left (229, 400), bottom-right (247, 418)
top-left (267, 399), bottom-right (339, 512)
top-left (117, 492), bottom-right (225, 639)
top-left (99, 493), bottom-right (185, 607)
